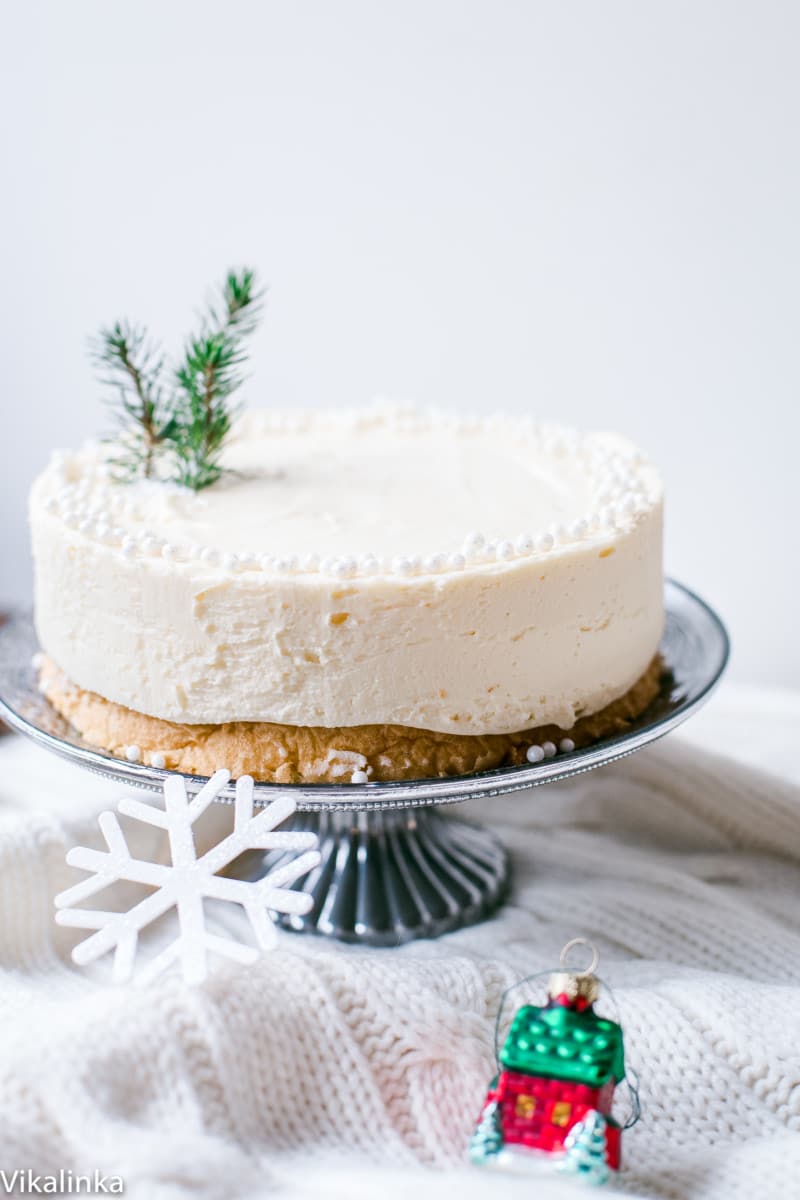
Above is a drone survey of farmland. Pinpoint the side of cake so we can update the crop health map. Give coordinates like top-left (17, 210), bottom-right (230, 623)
top-left (30, 406), bottom-right (664, 782)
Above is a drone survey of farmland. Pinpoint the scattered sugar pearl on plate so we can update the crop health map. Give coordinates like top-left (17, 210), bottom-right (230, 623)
top-left (150, 751), bottom-right (166, 769)
top-left (542, 741), bottom-right (557, 758)
top-left (351, 769), bottom-right (369, 784)
top-left (526, 745), bottom-right (545, 763)
top-left (31, 651), bottom-right (45, 672)
top-left (125, 745), bottom-right (142, 763)
top-left (559, 738), bottom-right (576, 753)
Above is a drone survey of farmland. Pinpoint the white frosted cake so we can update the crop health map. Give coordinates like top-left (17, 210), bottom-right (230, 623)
top-left (30, 406), bottom-right (664, 782)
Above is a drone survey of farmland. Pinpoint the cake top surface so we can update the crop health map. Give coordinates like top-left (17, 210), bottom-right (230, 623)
top-left (34, 405), bottom-right (661, 579)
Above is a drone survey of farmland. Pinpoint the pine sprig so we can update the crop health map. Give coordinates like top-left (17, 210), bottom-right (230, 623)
top-left (171, 271), bottom-right (263, 489)
top-left (90, 322), bottom-right (172, 480)
top-left (91, 270), bottom-right (264, 490)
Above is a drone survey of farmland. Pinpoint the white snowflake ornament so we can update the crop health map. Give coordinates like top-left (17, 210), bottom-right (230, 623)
top-left (54, 769), bottom-right (321, 985)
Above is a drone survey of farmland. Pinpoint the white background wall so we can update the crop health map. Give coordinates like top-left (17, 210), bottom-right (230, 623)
top-left (2, 1), bottom-right (798, 685)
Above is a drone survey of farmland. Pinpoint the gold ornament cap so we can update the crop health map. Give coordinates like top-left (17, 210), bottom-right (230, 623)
top-left (548, 938), bottom-right (600, 1004)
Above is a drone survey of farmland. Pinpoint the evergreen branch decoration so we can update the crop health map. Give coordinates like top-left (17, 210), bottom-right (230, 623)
top-left (89, 322), bottom-right (171, 480)
top-left (91, 269), bottom-right (264, 490)
top-left (172, 270), bottom-right (264, 490)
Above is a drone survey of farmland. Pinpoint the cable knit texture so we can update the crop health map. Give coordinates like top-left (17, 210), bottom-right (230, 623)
top-left (0, 682), bottom-right (798, 1200)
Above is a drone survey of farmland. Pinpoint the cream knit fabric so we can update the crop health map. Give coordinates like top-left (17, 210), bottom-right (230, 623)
top-left (0, 682), bottom-right (798, 1200)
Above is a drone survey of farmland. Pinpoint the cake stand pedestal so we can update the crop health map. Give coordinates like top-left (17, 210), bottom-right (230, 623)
top-left (0, 580), bottom-right (729, 946)
top-left (242, 807), bottom-right (509, 945)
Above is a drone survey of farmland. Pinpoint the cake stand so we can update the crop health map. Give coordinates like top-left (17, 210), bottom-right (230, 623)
top-left (0, 580), bottom-right (728, 946)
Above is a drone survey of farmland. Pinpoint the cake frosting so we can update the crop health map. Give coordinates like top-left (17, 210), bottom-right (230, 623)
top-left (29, 405), bottom-right (664, 737)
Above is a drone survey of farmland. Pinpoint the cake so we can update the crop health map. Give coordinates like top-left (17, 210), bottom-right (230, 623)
top-left (29, 405), bottom-right (664, 782)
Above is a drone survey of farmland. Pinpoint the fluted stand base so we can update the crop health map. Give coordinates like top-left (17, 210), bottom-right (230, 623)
top-left (247, 808), bottom-right (510, 945)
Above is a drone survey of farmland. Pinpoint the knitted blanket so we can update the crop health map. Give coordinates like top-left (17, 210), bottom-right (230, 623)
top-left (0, 682), bottom-right (798, 1200)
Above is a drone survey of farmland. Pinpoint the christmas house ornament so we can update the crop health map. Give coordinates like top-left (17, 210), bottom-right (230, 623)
top-left (54, 769), bottom-right (320, 985)
top-left (469, 939), bottom-right (638, 1183)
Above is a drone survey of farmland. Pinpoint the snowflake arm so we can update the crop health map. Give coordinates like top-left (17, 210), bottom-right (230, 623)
top-left (54, 769), bottom-right (321, 985)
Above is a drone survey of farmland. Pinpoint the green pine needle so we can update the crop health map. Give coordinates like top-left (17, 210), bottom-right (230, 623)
top-left (171, 270), bottom-right (264, 489)
top-left (90, 321), bottom-right (172, 480)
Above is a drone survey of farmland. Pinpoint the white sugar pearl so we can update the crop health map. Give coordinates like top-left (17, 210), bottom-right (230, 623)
top-left (447, 553), bottom-right (466, 570)
top-left (301, 553), bottom-right (321, 571)
top-left (201, 547), bottom-right (221, 566)
top-left (424, 553), bottom-right (447, 573)
top-left (619, 493), bottom-right (636, 514)
top-left (526, 745), bottom-right (545, 763)
top-left (599, 508), bottom-right (617, 529)
top-left (31, 651), bottom-right (45, 671)
top-left (392, 556), bottom-right (414, 576)
top-left (496, 540), bottom-right (515, 561)
top-left (121, 537), bottom-right (137, 558)
top-left (351, 770), bottom-right (369, 784)
top-left (44, 497), bottom-right (59, 514)
top-left (559, 738), bottom-right (576, 753)
top-left (552, 524), bottom-right (568, 544)
top-left (238, 552), bottom-right (257, 568)
top-left (333, 557), bottom-right (357, 579)
top-left (161, 543), bottom-right (177, 561)
top-left (78, 518), bottom-right (95, 536)
top-left (542, 741), bottom-right (557, 758)
top-left (515, 533), bottom-right (534, 555)
top-left (463, 531), bottom-right (485, 555)
top-left (150, 751), bottom-right (166, 769)
top-left (125, 744), bottom-right (141, 763)
top-left (536, 533), bottom-right (554, 553)
top-left (570, 519), bottom-right (588, 539)
top-left (222, 554), bottom-right (239, 572)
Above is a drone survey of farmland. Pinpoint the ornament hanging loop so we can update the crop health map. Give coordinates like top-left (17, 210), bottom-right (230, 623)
top-left (559, 937), bottom-right (599, 977)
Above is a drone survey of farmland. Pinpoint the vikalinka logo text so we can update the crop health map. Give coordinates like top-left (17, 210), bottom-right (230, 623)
top-left (0, 1169), bottom-right (123, 1194)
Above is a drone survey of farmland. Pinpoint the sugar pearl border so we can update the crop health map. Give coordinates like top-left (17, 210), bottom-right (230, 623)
top-left (41, 408), bottom-right (656, 580)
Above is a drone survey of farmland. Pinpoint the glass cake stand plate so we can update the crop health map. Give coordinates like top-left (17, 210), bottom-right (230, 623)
top-left (0, 580), bottom-right (729, 945)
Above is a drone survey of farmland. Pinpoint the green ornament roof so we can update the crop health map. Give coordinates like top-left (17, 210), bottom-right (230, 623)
top-left (500, 1003), bottom-right (625, 1088)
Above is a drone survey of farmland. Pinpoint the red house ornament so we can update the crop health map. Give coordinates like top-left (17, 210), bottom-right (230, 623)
top-left (469, 940), bottom-right (635, 1184)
